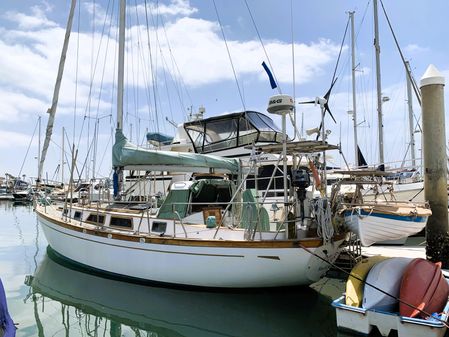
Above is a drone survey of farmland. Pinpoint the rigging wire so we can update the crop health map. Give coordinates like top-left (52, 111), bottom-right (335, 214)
top-left (68, 0), bottom-right (116, 180)
top-left (379, 0), bottom-right (423, 157)
top-left (151, 8), bottom-right (178, 129)
top-left (379, 0), bottom-right (421, 106)
top-left (92, 0), bottom-right (115, 175)
top-left (129, 1), bottom-right (138, 142)
top-left (73, 0), bottom-right (81, 149)
top-left (86, 0), bottom-right (96, 178)
top-left (355, 1), bottom-right (371, 41)
top-left (144, 0), bottom-right (162, 142)
top-left (17, 117), bottom-right (40, 180)
top-left (109, 4), bottom-right (119, 136)
top-left (159, 14), bottom-right (193, 119)
top-left (331, 18), bottom-right (350, 86)
top-left (353, 2), bottom-right (372, 156)
top-left (76, 0), bottom-right (113, 150)
top-left (133, 1), bottom-right (154, 138)
top-left (289, 0), bottom-right (300, 140)
top-left (244, 0), bottom-right (281, 95)
top-left (212, 0), bottom-right (247, 111)
top-left (160, 51), bottom-right (175, 130)
top-left (146, 1), bottom-right (173, 136)
top-left (94, 127), bottom-right (114, 177)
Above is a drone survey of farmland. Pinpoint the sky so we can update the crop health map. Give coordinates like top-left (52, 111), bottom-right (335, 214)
top-left (0, 0), bottom-right (448, 183)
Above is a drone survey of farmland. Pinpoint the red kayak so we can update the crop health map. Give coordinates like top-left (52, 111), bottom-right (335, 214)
top-left (399, 258), bottom-right (449, 318)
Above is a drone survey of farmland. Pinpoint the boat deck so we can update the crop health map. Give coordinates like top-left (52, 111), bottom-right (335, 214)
top-left (362, 236), bottom-right (426, 259)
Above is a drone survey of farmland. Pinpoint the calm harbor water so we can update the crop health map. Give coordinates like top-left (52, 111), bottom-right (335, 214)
top-left (0, 201), bottom-right (375, 337)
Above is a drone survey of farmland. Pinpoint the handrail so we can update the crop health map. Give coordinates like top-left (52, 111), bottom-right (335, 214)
top-left (173, 211), bottom-right (188, 238)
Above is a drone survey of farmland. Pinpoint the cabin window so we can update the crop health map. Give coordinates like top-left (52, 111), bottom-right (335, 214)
top-left (238, 117), bottom-right (258, 146)
top-left (86, 213), bottom-right (105, 224)
top-left (73, 211), bottom-right (82, 220)
top-left (151, 221), bottom-right (167, 233)
top-left (110, 217), bottom-right (133, 229)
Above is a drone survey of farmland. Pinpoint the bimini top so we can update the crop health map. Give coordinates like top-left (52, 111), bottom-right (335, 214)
top-left (113, 130), bottom-right (239, 174)
top-left (183, 111), bottom-right (283, 154)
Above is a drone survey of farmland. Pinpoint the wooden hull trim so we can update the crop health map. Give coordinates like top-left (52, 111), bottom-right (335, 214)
top-left (37, 207), bottom-right (344, 249)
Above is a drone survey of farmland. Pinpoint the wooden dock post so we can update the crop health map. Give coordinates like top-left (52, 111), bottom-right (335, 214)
top-left (420, 64), bottom-right (449, 267)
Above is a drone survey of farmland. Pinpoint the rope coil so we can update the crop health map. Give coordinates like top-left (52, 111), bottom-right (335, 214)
top-left (314, 198), bottom-right (334, 242)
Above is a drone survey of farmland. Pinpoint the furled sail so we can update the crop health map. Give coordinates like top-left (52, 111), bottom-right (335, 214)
top-left (112, 130), bottom-right (239, 174)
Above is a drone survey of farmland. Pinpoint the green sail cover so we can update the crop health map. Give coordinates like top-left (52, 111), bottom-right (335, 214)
top-left (112, 130), bottom-right (239, 173)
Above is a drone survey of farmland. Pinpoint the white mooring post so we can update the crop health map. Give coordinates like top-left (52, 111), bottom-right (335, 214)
top-left (420, 64), bottom-right (449, 266)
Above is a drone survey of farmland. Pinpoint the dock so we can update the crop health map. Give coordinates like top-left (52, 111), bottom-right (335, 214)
top-left (362, 236), bottom-right (426, 259)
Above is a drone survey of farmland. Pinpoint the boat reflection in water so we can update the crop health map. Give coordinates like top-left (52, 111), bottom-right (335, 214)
top-left (25, 248), bottom-right (339, 337)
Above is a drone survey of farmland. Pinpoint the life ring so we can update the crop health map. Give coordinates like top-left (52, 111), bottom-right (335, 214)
top-left (309, 160), bottom-right (321, 189)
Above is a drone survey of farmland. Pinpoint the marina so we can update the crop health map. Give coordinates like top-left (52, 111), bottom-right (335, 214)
top-left (1, 0), bottom-right (449, 336)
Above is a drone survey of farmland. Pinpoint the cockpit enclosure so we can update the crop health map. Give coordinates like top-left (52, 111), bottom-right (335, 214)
top-left (183, 111), bottom-right (284, 154)
top-left (157, 179), bottom-right (234, 220)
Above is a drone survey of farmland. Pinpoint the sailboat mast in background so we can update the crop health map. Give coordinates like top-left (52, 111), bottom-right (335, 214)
top-left (373, 0), bottom-right (384, 166)
top-left (405, 61), bottom-right (417, 168)
top-left (349, 11), bottom-right (358, 167)
top-left (38, 0), bottom-right (77, 182)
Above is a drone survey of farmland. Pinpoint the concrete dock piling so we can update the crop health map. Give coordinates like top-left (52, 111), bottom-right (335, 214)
top-left (420, 64), bottom-right (449, 267)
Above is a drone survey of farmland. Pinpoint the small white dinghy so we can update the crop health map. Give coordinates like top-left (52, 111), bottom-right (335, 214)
top-left (362, 257), bottom-right (413, 311)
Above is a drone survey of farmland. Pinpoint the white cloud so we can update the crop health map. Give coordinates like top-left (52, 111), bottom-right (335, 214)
top-left (159, 19), bottom-right (341, 87)
top-left (0, 129), bottom-right (37, 148)
top-left (131, 0), bottom-right (198, 18)
top-left (3, 6), bottom-right (57, 30)
top-left (404, 43), bottom-right (429, 54)
top-left (0, 89), bottom-right (47, 123)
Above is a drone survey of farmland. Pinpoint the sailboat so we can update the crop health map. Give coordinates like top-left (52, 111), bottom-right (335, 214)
top-left (331, 169), bottom-right (431, 247)
top-left (333, 8), bottom-right (432, 246)
top-left (35, 0), bottom-right (347, 288)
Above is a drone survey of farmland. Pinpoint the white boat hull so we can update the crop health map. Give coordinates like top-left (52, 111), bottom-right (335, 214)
top-left (344, 211), bottom-right (427, 247)
top-left (37, 209), bottom-right (344, 288)
top-left (363, 181), bottom-right (425, 203)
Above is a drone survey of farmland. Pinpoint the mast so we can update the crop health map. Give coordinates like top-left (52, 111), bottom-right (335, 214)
top-left (38, 116), bottom-right (41, 181)
top-left (349, 11), bottom-right (358, 167)
top-left (373, 0), bottom-right (384, 165)
top-left (117, 0), bottom-right (126, 131)
top-left (113, 0), bottom-right (126, 199)
top-left (405, 61), bottom-right (416, 168)
top-left (61, 127), bottom-right (65, 184)
top-left (38, 0), bottom-right (77, 182)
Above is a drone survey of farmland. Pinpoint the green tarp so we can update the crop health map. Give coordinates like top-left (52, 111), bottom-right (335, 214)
top-left (113, 130), bottom-right (239, 173)
top-left (157, 189), bottom-right (190, 219)
top-left (241, 189), bottom-right (270, 231)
